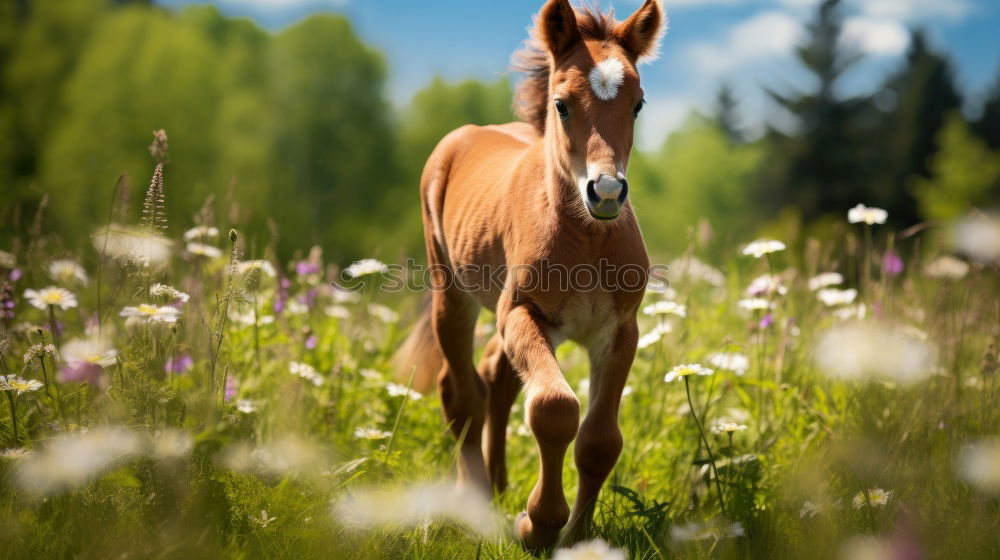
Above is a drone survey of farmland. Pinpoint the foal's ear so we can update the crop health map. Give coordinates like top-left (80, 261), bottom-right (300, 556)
top-left (538, 0), bottom-right (581, 58)
top-left (616, 0), bottom-right (665, 63)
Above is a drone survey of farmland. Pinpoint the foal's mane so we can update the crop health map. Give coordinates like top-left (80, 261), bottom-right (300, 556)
top-left (511, 3), bottom-right (619, 135)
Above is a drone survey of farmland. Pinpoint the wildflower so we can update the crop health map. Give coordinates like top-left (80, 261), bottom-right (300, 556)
top-left (758, 313), bottom-right (774, 329)
top-left (345, 258), bottom-right (388, 279)
top-left (848, 204), bottom-right (888, 225)
top-left (48, 260), bottom-right (88, 285)
top-left (664, 364), bottom-right (713, 383)
top-left (711, 422), bottom-right (748, 434)
top-left (0, 448), bottom-right (34, 461)
top-left (14, 426), bottom-right (141, 494)
top-left (186, 242), bottom-right (223, 259)
top-left (817, 288), bottom-right (858, 307)
top-left (923, 255), bottom-right (969, 280)
top-left (637, 323), bottom-right (672, 349)
top-left (252, 510), bottom-right (277, 528)
top-left (807, 272), bottom-right (842, 291)
top-left (59, 337), bottom-right (117, 384)
top-left (709, 352), bottom-right (749, 375)
top-left (553, 539), bottom-right (626, 560)
top-left (386, 382), bottom-right (422, 400)
top-left (332, 480), bottom-right (502, 537)
top-left (224, 377), bottom-right (238, 402)
top-left (742, 239), bottom-right (786, 258)
top-left (24, 287), bottom-right (78, 310)
top-left (164, 353), bottom-right (193, 374)
top-left (0, 374), bottom-right (44, 396)
top-left (746, 274), bottom-right (787, 297)
top-left (150, 283), bottom-right (189, 304)
top-left (120, 304), bottom-right (181, 325)
top-left (92, 225), bottom-right (172, 267)
top-left (325, 305), bottom-right (350, 319)
top-left (883, 250), bottom-right (904, 277)
top-left (957, 439), bottom-right (1000, 495)
top-left (354, 427), bottom-right (392, 440)
top-left (642, 300), bottom-right (687, 318)
top-left (0, 250), bottom-right (15, 269)
top-left (23, 343), bottom-right (57, 365)
top-left (799, 501), bottom-right (823, 519)
top-left (238, 259), bottom-right (277, 278)
top-left (368, 303), bottom-right (398, 323)
top-left (951, 213), bottom-right (1000, 263)
top-left (852, 488), bottom-right (892, 509)
top-left (814, 322), bottom-right (934, 384)
top-left (737, 298), bottom-right (773, 312)
top-left (833, 303), bottom-right (867, 321)
top-left (668, 255), bottom-right (726, 287)
top-left (236, 399), bottom-right (258, 414)
top-left (329, 285), bottom-right (361, 303)
top-left (183, 225), bottom-right (219, 241)
top-left (286, 299), bottom-right (309, 315)
top-left (289, 361), bottom-right (323, 386)
top-left (229, 309), bottom-right (275, 327)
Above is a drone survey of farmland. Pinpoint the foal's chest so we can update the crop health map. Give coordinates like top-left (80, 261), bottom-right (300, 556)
top-left (550, 290), bottom-right (619, 348)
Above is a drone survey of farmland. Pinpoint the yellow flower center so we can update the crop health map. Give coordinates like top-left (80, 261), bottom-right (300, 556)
top-left (137, 304), bottom-right (158, 315)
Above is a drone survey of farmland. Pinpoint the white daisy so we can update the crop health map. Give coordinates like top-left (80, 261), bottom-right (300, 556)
top-left (24, 287), bottom-right (78, 310)
top-left (711, 422), bottom-right (748, 434)
top-left (150, 283), bottom-right (190, 303)
top-left (119, 304), bottom-right (181, 325)
top-left (664, 363), bottom-right (714, 383)
top-left (642, 300), bottom-right (687, 318)
top-left (709, 352), bottom-right (750, 375)
top-left (386, 382), bottom-right (422, 400)
top-left (0, 374), bottom-right (44, 395)
top-left (368, 303), bottom-right (398, 323)
top-left (186, 242), bottom-right (223, 259)
top-left (553, 538), bottom-right (626, 560)
top-left (48, 259), bottom-right (88, 285)
top-left (923, 255), bottom-right (969, 280)
top-left (848, 204), bottom-right (888, 225)
top-left (637, 323), bottom-right (672, 349)
top-left (742, 239), bottom-right (786, 258)
top-left (289, 361), bottom-right (323, 386)
top-left (344, 258), bottom-right (388, 278)
top-left (817, 288), bottom-right (858, 307)
top-left (61, 337), bottom-right (117, 368)
top-left (183, 225), bottom-right (220, 241)
top-left (808, 272), bottom-right (844, 291)
top-left (354, 427), bottom-right (392, 440)
top-left (236, 399), bottom-right (258, 414)
top-left (737, 298), bottom-right (774, 312)
top-left (852, 488), bottom-right (892, 509)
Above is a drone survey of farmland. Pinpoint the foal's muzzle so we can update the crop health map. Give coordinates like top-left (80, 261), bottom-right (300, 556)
top-left (585, 174), bottom-right (628, 220)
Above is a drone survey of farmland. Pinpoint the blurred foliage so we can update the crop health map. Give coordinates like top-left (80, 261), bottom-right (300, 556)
top-left (914, 114), bottom-right (1000, 221)
top-left (1, 0), bottom-right (999, 265)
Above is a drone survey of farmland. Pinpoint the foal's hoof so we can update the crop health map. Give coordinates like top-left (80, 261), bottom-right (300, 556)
top-left (515, 512), bottom-right (562, 552)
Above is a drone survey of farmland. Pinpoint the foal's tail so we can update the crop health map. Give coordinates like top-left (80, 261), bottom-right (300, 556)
top-left (392, 298), bottom-right (442, 394)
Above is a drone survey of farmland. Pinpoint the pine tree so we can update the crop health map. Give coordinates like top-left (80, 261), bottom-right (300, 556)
top-left (714, 82), bottom-right (743, 144)
top-left (972, 70), bottom-right (1000, 150)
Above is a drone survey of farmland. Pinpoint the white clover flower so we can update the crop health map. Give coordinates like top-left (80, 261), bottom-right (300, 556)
top-left (368, 303), bottom-right (398, 323)
top-left (817, 288), bottom-right (858, 307)
top-left (951, 213), bottom-right (1000, 263)
top-left (637, 323), bottom-right (672, 350)
top-left (711, 422), bottom-right (748, 434)
top-left (238, 259), bottom-right (277, 278)
top-left (183, 225), bottom-right (220, 241)
top-left (553, 538), bottom-right (626, 560)
top-left (851, 488), bottom-right (892, 509)
top-left (186, 242), bottom-right (223, 259)
top-left (0, 374), bottom-right (44, 396)
top-left (345, 258), bottom-right (388, 278)
top-left (742, 239), bottom-right (786, 258)
top-left (957, 439), bottom-right (1000, 495)
top-left (150, 283), bottom-right (189, 303)
top-left (24, 287), bottom-right (78, 310)
top-left (120, 304), bottom-right (181, 325)
top-left (923, 255), bottom-right (969, 280)
top-left (236, 399), bottom-right (259, 414)
top-left (709, 352), bottom-right (749, 375)
top-left (642, 300), bottom-right (687, 318)
top-left (664, 364), bottom-right (714, 383)
top-left (92, 225), bottom-right (172, 267)
top-left (848, 204), bottom-right (888, 225)
top-left (746, 274), bottom-right (787, 297)
top-left (289, 361), bottom-right (323, 386)
top-left (354, 427), bottom-right (392, 441)
top-left (61, 337), bottom-right (117, 368)
top-left (737, 298), bottom-right (773, 312)
top-left (48, 259), bottom-right (88, 285)
top-left (386, 382), bottom-right (422, 400)
top-left (815, 321), bottom-right (935, 384)
top-left (808, 272), bottom-right (844, 291)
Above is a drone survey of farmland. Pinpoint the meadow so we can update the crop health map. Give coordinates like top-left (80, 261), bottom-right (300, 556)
top-left (1, 138), bottom-right (999, 560)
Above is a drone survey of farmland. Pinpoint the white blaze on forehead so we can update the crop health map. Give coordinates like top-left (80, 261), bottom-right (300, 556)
top-left (588, 58), bottom-right (625, 101)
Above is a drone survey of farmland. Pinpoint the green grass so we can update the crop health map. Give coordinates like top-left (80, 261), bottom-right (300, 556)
top-left (1, 208), bottom-right (999, 559)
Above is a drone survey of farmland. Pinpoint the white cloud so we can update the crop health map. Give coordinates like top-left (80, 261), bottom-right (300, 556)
top-left (217, 0), bottom-right (348, 9)
top-left (636, 95), bottom-right (701, 150)
top-left (686, 11), bottom-right (804, 75)
top-left (841, 17), bottom-right (910, 56)
top-left (859, 0), bottom-right (973, 23)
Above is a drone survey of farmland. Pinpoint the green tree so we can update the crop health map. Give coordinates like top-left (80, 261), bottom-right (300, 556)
top-left (972, 70), bottom-right (1000, 150)
top-left (913, 114), bottom-right (1000, 221)
top-left (713, 82), bottom-right (743, 144)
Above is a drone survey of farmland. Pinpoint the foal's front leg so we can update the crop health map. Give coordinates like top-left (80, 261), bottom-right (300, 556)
top-left (500, 303), bottom-right (580, 550)
top-left (558, 318), bottom-right (638, 547)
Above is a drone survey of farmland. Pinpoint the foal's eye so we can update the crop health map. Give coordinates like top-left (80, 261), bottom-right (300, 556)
top-left (633, 99), bottom-right (646, 119)
top-left (554, 99), bottom-right (569, 121)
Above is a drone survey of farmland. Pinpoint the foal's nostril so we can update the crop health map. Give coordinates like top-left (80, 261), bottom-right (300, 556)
top-left (586, 180), bottom-right (600, 204)
top-left (617, 178), bottom-right (629, 203)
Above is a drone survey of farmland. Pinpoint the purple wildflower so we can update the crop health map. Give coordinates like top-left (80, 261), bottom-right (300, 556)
top-left (274, 276), bottom-right (291, 314)
top-left (758, 313), bottom-right (774, 329)
top-left (1, 284), bottom-right (14, 325)
top-left (883, 250), bottom-right (904, 277)
top-left (224, 376), bottom-right (238, 402)
top-left (59, 361), bottom-right (103, 385)
top-left (295, 261), bottom-right (320, 277)
top-left (165, 353), bottom-right (194, 374)
top-left (305, 334), bottom-right (317, 350)
top-left (9, 268), bottom-right (22, 283)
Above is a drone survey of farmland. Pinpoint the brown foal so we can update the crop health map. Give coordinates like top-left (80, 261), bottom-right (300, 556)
top-left (396, 0), bottom-right (664, 549)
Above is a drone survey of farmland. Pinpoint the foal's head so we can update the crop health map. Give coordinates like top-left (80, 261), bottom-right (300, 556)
top-left (515, 0), bottom-right (665, 221)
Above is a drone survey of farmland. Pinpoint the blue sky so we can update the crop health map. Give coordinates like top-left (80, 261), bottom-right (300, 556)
top-left (156, 0), bottom-right (1000, 149)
